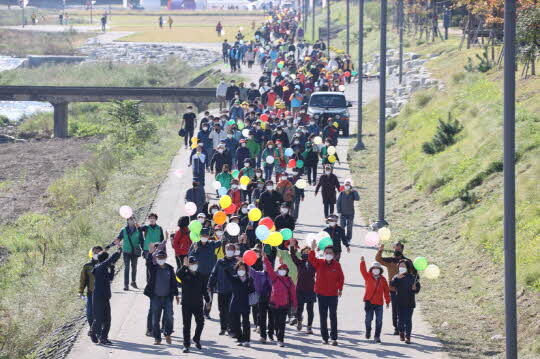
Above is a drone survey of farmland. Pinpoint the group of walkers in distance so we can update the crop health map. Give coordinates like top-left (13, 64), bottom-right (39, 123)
top-left (78, 6), bottom-right (422, 355)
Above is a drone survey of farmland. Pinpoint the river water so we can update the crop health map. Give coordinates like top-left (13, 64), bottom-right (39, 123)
top-left (0, 56), bottom-right (53, 121)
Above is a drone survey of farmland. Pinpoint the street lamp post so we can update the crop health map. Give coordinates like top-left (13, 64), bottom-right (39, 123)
top-left (312, 0), bottom-right (315, 42)
top-left (354, 0), bottom-right (365, 151)
top-left (398, 0), bottom-right (403, 84)
top-left (346, 0), bottom-right (350, 55)
top-left (377, 0), bottom-right (388, 227)
top-left (326, 0), bottom-right (330, 58)
top-left (90, 1), bottom-right (93, 24)
top-left (503, 0), bottom-right (517, 358)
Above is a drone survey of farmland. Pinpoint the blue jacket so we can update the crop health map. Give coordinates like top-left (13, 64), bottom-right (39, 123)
top-left (208, 256), bottom-right (237, 294)
top-left (236, 146), bottom-right (251, 167)
top-left (92, 251), bottom-right (121, 300)
top-left (230, 106), bottom-right (244, 121)
top-left (224, 137), bottom-right (239, 154)
top-left (188, 240), bottom-right (222, 275)
top-left (197, 129), bottom-right (212, 150)
top-left (307, 124), bottom-right (321, 136)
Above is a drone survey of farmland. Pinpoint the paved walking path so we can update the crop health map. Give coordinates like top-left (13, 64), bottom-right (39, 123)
top-left (66, 57), bottom-right (448, 357)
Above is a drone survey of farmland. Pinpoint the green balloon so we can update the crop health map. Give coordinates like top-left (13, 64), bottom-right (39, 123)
top-left (237, 121), bottom-right (245, 130)
top-left (280, 228), bottom-right (293, 241)
top-left (227, 119), bottom-right (235, 126)
top-left (296, 159), bottom-right (304, 168)
top-left (352, 71), bottom-right (358, 76)
top-left (277, 62), bottom-right (284, 68)
top-left (413, 257), bottom-right (429, 271)
top-left (318, 237), bottom-right (333, 250)
top-left (232, 170), bottom-right (240, 179)
top-left (188, 220), bottom-right (202, 234)
top-left (189, 231), bottom-right (201, 242)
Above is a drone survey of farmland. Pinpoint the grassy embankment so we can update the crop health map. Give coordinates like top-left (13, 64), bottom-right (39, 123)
top-left (0, 28), bottom-right (93, 56)
top-left (0, 59), bottom-right (221, 358)
top-left (320, 8), bottom-right (540, 359)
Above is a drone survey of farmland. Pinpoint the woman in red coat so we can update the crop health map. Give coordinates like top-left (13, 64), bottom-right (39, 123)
top-left (172, 216), bottom-right (191, 268)
top-left (360, 256), bottom-right (390, 343)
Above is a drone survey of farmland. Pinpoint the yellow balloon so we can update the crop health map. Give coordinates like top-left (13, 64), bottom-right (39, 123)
top-left (333, 122), bottom-right (339, 128)
top-left (378, 227), bottom-right (391, 241)
top-left (176, 276), bottom-right (182, 283)
top-left (191, 143), bottom-right (198, 149)
top-left (88, 249), bottom-right (93, 259)
top-left (248, 208), bottom-right (262, 221)
top-left (328, 155), bottom-right (337, 163)
top-left (266, 232), bottom-right (283, 247)
top-left (240, 175), bottom-right (250, 186)
top-left (191, 136), bottom-right (198, 144)
top-left (261, 122), bottom-right (267, 130)
top-left (271, 225), bottom-right (276, 232)
top-left (219, 195), bottom-right (232, 209)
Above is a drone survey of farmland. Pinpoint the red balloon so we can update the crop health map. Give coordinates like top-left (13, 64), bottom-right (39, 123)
top-left (224, 203), bottom-right (237, 214)
top-left (287, 159), bottom-right (296, 168)
top-left (272, 72), bottom-right (278, 76)
top-left (259, 217), bottom-right (274, 229)
top-left (260, 114), bottom-right (269, 122)
top-left (243, 250), bottom-right (257, 266)
top-left (339, 185), bottom-right (345, 192)
top-left (344, 71), bottom-right (351, 78)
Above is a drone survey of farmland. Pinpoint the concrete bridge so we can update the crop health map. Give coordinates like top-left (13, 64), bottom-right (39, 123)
top-left (0, 86), bottom-right (217, 138)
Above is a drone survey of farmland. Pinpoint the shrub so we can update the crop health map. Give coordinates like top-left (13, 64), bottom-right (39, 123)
top-left (464, 47), bottom-right (492, 73)
top-left (386, 119), bottom-right (397, 132)
top-left (416, 93), bottom-right (432, 108)
top-left (422, 112), bottom-right (463, 155)
top-left (0, 115), bottom-right (9, 126)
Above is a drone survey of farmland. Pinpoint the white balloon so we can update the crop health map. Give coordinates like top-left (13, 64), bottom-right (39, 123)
top-left (424, 264), bottom-right (440, 279)
top-left (295, 179), bottom-right (307, 189)
top-left (266, 155), bottom-right (275, 164)
top-left (242, 128), bottom-right (250, 137)
top-left (119, 205), bottom-right (133, 219)
top-left (327, 146), bottom-right (336, 155)
top-left (212, 181), bottom-right (222, 190)
top-left (226, 222), bottom-right (240, 236)
top-left (378, 227), bottom-right (391, 241)
top-left (313, 136), bottom-right (323, 145)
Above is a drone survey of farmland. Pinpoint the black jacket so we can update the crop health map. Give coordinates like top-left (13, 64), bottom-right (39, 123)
top-left (208, 256), bottom-right (238, 294)
top-left (144, 258), bottom-right (179, 299)
top-left (258, 190), bottom-right (283, 219)
top-left (274, 213), bottom-right (295, 231)
top-left (390, 273), bottom-right (421, 308)
top-left (323, 225), bottom-right (349, 254)
top-left (176, 266), bottom-right (210, 307)
top-left (226, 85), bottom-right (240, 101)
top-left (226, 269), bottom-right (255, 313)
top-left (92, 251), bottom-right (120, 300)
top-left (211, 151), bottom-right (232, 173)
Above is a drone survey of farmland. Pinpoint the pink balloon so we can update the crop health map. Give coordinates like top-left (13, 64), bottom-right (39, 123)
top-left (364, 231), bottom-right (380, 247)
top-left (184, 202), bottom-right (197, 216)
top-left (174, 169), bottom-right (184, 177)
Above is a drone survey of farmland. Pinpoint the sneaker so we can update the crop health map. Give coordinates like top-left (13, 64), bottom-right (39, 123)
top-left (182, 347), bottom-right (190, 353)
top-left (322, 340), bottom-right (329, 345)
top-left (154, 340), bottom-right (161, 345)
top-left (243, 342), bottom-right (250, 347)
top-left (123, 286), bottom-right (129, 291)
top-left (296, 320), bottom-right (302, 331)
top-left (365, 328), bottom-right (371, 340)
top-left (268, 333), bottom-right (275, 341)
top-left (237, 341), bottom-right (244, 346)
top-left (331, 340), bottom-right (338, 346)
top-left (87, 330), bottom-right (92, 337)
top-left (90, 332), bottom-right (98, 344)
top-left (165, 335), bottom-right (172, 344)
top-left (145, 330), bottom-right (152, 337)
top-left (399, 332), bottom-right (405, 342)
top-left (219, 330), bottom-right (226, 335)
top-left (405, 336), bottom-right (411, 344)
top-left (374, 337), bottom-right (381, 343)
top-left (130, 282), bottom-right (138, 289)
top-left (254, 326), bottom-right (260, 333)
top-left (193, 338), bottom-right (202, 350)
top-left (99, 339), bottom-right (112, 345)
top-left (393, 328), bottom-right (399, 335)
top-left (278, 341), bottom-right (285, 347)
top-left (289, 318), bottom-right (298, 326)
top-left (306, 326), bottom-right (313, 334)
top-left (259, 337), bottom-right (267, 344)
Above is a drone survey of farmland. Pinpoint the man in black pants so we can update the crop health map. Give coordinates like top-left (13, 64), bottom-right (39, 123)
top-left (90, 239), bottom-right (121, 345)
top-left (177, 256), bottom-right (210, 353)
top-left (181, 106), bottom-right (197, 149)
top-left (208, 243), bottom-right (237, 335)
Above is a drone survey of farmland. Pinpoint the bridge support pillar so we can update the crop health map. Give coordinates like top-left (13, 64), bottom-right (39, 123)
top-left (193, 100), bottom-right (213, 113)
top-left (52, 102), bottom-right (69, 138)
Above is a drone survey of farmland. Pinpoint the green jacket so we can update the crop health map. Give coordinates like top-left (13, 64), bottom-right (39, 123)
top-left (121, 227), bottom-right (143, 254)
top-left (320, 145), bottom-right (340, 164)
top-left (79, 260), bottom-right (97, 295)
top-left (216, 171), bottom-right (233, 189)
top-left (261, 148), bottom-right (279, 167)
top-left (143, 225), bottom-right (162, 251)
top-left (240, 166), bottom-right (255, 179)
top-left (246, 139), bottom-right (260, 158)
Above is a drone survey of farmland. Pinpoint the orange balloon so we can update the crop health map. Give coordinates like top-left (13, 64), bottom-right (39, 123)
top-left (213, 211), bottom-right (227, 225)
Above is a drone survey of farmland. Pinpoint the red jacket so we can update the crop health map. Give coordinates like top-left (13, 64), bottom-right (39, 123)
top-left (172, 228), bottom-right (191, 256)
top-left (227, 189), bottom-right (242, 211)
top-left (360, 261), bottom-right (390, 306)
top-left (308, 250), bottom-right (344, 297)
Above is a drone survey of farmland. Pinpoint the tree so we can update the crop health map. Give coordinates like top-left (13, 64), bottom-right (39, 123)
top-left (517, 4), bottom-right (540, 76)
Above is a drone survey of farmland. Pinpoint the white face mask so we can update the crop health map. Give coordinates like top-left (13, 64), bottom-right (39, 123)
top-left (325, 254), bottom-right (334, 261)
top-left (198, 218), bottom-right (205, 223)
top-left (399, 267), bottom-right (407, 274)
top-left (241, 208), bottom-right (248, 214)
top-left (226, 250), bottom-right (235, 257)
top-left (201, 237), bottom-right (209, 243)
top-left (157, 259), bottom-right (166, 266)
top-left (278, 269), bottom-right (287, 276)
top-left (280, 208), bottom-right (288, 214)
top-left (266, 186), bottom-right (274, 191)
top-left (237, 270), bottom-right (246, 277)
top-left (227, 134), bottom-right (233, 138)
top-left (268, 145), bottom-right (273, 149)
top-left (241, 143), bottom-right (246, 147)
top-left (325, 170), bottom-right (331, 175)
top-left (244, 163), bottom-right (250, 167)
top-left (328, 221), bottom-right (337, 227)
top-left (344, 185), bottom-right (351, 190)
top-left (203, 126), bottom-right (208, 131)
top-left (211, 209), bottom-right (218, 214)
top-left (92, 253), bottom-right (99, 260)
top-left (372, 268), bottom-right (381, 276)
top-left (232, 184), bottom-right (238, 189)
top-left (216, 231), bottom-right (224, 237)
top-left (189, 264), bottom-right (198, 271)
top-left (218, 149), bottom-right (224, 153)
top-left (234, 250), bottom-right (241, 256)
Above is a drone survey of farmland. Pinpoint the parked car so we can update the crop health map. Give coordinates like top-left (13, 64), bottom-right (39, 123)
top-left (307, 91), bottom-right (352, 136)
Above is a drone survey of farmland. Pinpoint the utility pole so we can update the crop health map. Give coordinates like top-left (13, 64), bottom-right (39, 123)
top-left (90, 1), bottom-right (93, 24)
top-left (326, 0), bottom-right (330, 58)
top-left (346, 0), bottom-right (350, 55)
top-left (354, 0), bottom-right (365, 151)
top-left (312, 0), bottom-right (315, 42)
top-left (503, 0), bottom-right (517, 358)
top-left (378, 0), bottom-right (388, 227)
top-left (398, 0), bottom-right (403, 84)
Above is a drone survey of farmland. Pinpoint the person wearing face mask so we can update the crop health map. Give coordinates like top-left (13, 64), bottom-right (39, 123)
top-left (197, 124), bottom-right (213, 157)
top-left (224, 261), bottom-right (255, 346)
top-left (216, 163), bottom-right (233, 191)
top-left (238, 160), bottom-right (254, 202)
top-left (238, 202), bottom-right (250, 230)
top-left (223, 131), bottom-right (239, 168)
top-left (289, 87), bottom-right (304, 116)
top-left (189, 142), bottom-right (208, 186)
top-left (209, 124), bottom-right (227, 152)
top-left (308, 240), bottom-right (344, 346)
top-left (274, 202), bottom-right (295, 231)
top-left (390, 259), bottom-right (421, 344)
top-left (275, 174), bottom-right (295, 210)
top-left (144, 248), bottom-right (179, 345)
top-left (322, 119), bottom-right (339, 146)
top-left (307, 118), bottom-right (321, 136)
top-left (323, 214), bottom-right (350, 262)
top-left (261, 140), bottom-right (277, 180)
top-left (289, 169), bottom-right (305, 220)
top-left (251, 179), bottom-right (266, 203)
top-left (258, 180), bottom-right (283, 219)
top-left (302, 140), bottom-right (320, 186)
top-left (210, 143), bottom-right (232, 175)
top-left (139, 212), bottom-right (165, 267)
top-left (235, 139), bottom-right (251, 169)
top-left (216, 79), bottom-right (228, 111)
top-left (79, 246), bottom-right (103, 335)
top-left (226, 81), bottom-right (239, 106)
top-left (189, 228), bottom-right (222, 318)
top-left (245, 131), bottom-right (260, 164)
top-left (315, 165), bottom-right (341, 218)
top-left (247, 82), bottom-right (259, 101)
top-left (172, 216), bottom-right (191, 269)
top-left (114, 217), bottom-right (143, 291)
top-left (248, 251), bottom-right (274, 343)
top-left (176, 256), bottom-right (210, 353)
top-left (375, 242), bottom-right (416, 335)
top-left (227, 180), bottom-right (242, 212)
top-left (336, 180), bottom-right (360, 241)
top-left (262, 251), bottom-right (297, 347)
top-left (320, 140), bottom-right (340, 166)
top-left (290, 244), bottom-right (316, 333)
top-left (360, 256), bottom-right (391, 343)
top-left (185, 180), bottom-right (207, 220)
top-left (90, 239), bottom-right (122, 345)
top-left (230, 100), bottom-right (245, 121)
top-left (208, 243), bottom-right (238, 335)
top-left (272, 127), bottom-right (290, 149)
top-left (180, 105), bottom-right (198, 149)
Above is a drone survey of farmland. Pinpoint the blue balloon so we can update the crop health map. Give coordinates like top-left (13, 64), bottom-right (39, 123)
top-left (218, 187), bottom-right (228, 196)
top-left (284, 148), bottom-right (294, 157)
top-left (255, 225), bottom-right (270, 241)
